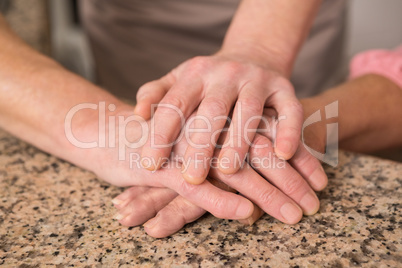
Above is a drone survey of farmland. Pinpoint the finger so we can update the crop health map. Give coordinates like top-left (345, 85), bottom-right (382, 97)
top-left (140, 78), bottom-right (203, 171)
top-left (289, 143), bottom-right (328, 191)
top-left (255, 115), bottom-right (328, 192)
top-left (143, 196), bottom-right (206, 238)
top-left (249, 135), bottom-right (320, 216)
top-left (209, 164), bottom-right (303, 224)
top-left (268, 79), bottom-right (303, 160)
top-left (160, 167), bottom-right (254, 220)
top-left (143, 176), bottom-right (238, 238)
top-left (115, 187), bottom-right (178, 227)
top-left (218, 83), bottom-right (265, 174)
top-left (238, 203), bottom-right (265, 226)
top-left (111, 186), bottom-right (150, 209)
top-left (134, 74), bottom-right (174, 120)
top-left (182, 87), bottom-right (237, 184)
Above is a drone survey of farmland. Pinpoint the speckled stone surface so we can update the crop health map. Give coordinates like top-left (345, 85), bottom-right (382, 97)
top-left (0, 128), bottom-right (401, 267)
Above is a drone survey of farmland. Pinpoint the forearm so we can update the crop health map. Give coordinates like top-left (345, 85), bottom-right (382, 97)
top-left (301, 74), bottom-right (402, 153)
top-left (0, 15), bottom-right (132, 169)
top-left (220, 0), bottom-right (321, 76)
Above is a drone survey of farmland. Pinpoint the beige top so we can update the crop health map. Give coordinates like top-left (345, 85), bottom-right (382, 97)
top-left (80, 0), bottom-right (347, 100)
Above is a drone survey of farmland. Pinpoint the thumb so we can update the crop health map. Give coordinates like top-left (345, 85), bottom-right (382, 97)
top-left (134, 74), bottom-right (174, 119)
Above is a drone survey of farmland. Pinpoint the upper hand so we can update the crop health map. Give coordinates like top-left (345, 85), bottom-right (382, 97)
top-left (113, 138), bottom-right (326, 238)
top-left (135, 53), bottom-right (303, 184)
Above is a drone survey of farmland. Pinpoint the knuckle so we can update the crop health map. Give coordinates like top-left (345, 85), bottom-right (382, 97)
top-left (191, 146), bottom-right (214, 159)
top-left (228, 134), bottom-right (252, 149)
top-left (239, 97), bottom-right (264, 114)
top-left (166, 202), bottom-right (185, 218)
top-left (137, 82), bottom-right (153, 100)
top-left (214, 170), bottom-right (235, 182)
top-left (281, 125), bottom-right (301, 140)
top-left (187, 56), bottom-right (209, 71)
top-left (224, 61), bottom-right (243, 75)
top-left (249, 67), bottom-right (267, 82)
top-left (152, 132), bottom-right (171, 145)
top-left (160, 96), bottom-right (187, 112)
top-left (253, 147), bottom-right (273, 162)
top-left (164, 203), bottom-right (188, 227)
top-left (201, 97), bottom-right (229, 116)
top-left (284, 100), bottom-right (303, 114)
top-left (131, 200), bottom-right (154, 216)
top-left (252, 134), bottom-right (270, 148)
top-left (258, 187), bottom-right (279, 206)
top-left (294, 149), bottom-right (312, 169)
top-left (282, 176), bottom-right (305, 196)
top-left (178, 179), bottom-right (198, 196)
top-left (140, 191), bottom-right (157, 207)
top-left (273, 76), bottom-right (295, 92)
top-left (250, 136), bottom-right (273, 158)
top-left (254, 67), bottom-right (267, 77)
top-left (163, 72), bottom-right (176, 84)
top-left (210, 196), bottom-right (227, 218)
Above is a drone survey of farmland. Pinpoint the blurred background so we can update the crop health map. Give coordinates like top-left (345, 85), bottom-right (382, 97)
top-left (1, 0), bottom-right (402, 160)
top-left (1, 0), bottom-right (402, 82)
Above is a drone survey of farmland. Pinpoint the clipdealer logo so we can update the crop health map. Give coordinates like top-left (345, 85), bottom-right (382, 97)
top-left (64, 101), bottom-right (339, 167)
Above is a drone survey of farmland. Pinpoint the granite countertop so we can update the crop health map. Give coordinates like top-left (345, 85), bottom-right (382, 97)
top-left (0, 129), bottom-right (401, 267)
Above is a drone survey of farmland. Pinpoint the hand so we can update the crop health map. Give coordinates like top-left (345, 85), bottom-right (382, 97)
top-left (135, 53), bottom-right (303, 185)
top-left (112, 110), bottom-right (327, 238)
top-left (113, 139), bottom-right (325, 238)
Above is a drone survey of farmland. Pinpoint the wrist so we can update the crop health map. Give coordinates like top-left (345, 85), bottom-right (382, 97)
top-left (216, 44), bottom-right (292, 77)
top-left (300, 74), bottom-right (398, 153)
top-left (40, 69), bottom-right (135, 170)
top-left (61, 101), bottom-right (135, 170)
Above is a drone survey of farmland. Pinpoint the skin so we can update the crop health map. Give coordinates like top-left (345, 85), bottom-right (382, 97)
top-left (115, 74), bottom-right (402, 238)
top-left (135, 0), bottom-right (322, 184)
top-left (0, 15), bottom-right (326, 223)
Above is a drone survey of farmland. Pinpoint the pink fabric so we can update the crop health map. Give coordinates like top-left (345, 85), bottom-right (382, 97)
top-left (349, 46), bottom-right (402, 89)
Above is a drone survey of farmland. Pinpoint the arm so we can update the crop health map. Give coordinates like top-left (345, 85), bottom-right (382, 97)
top-left (0, 15), bottom-right (131, 171)
top-left (302, 74), bottom-right (402, 153)
top-left (220, 0), bottom-right (321, 76)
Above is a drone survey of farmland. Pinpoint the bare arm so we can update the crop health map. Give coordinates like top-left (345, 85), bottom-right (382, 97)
top-left (221, 0), bottom-right (321, 76)
top-left (302, 74), bottom-right (402, 153)
top-left (0, 15), bottom-right (132, 170)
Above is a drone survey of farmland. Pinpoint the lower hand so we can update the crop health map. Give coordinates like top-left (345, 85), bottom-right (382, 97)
top-left (112, 109), bottom-right (327, 237)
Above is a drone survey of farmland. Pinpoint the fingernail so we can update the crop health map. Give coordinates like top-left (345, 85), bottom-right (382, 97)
top-left (182, 161), bottom-right (207, 185)
top-left (300, 192), bottom-right (320, 215)
top-left (219, 148), bottom-right (240, 174)
top-left (310, 166), bottom-right (327, 190)
top-left (113, 213), bottom-right (128, 221)
top-left (111, 198), bottom-right (123, 206)
top-left (238, 215), bottom-right (258, 226)
top-left (276, 141), bottom-right (292, 160)
top-left (182, 172), bottom-right (205, 185)
top-left (280, 203), bottom-right (302, 224)
top-left (140, 157), bottom-right (157, 171)
top-left (143, 214), bottom-right (160, 229)
top-left (238, 217), bottom-right (254, 226)
top-left (235, 201), bottom-right (254, 219)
